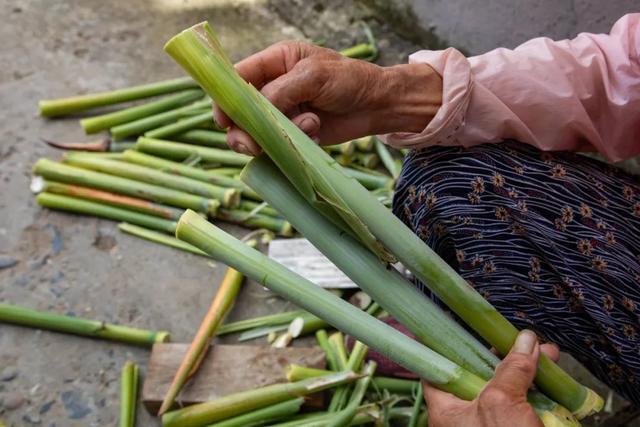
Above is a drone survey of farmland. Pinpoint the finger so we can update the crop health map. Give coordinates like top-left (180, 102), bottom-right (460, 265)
top-left (235, 41), bottom-right (313, 89)
top-left (260, 62), bottom-right (327, 116)
top-left (540, 343), bottom-right (561, 363)
top-left (226, 125), bottom-right (261, 156)
top-left (291, 112), bottom-right (321, 138)
top-left (213, 104), bottom-right (231, 129)
top-left (486, 330), bottom-right (540, 397)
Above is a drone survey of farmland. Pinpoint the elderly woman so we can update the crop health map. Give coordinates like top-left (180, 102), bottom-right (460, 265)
top-left (216, 14), bottom-right (640, 426)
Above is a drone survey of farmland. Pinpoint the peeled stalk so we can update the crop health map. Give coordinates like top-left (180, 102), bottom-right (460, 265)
top-left (217, 310), bottom-right (308, 335)
top-left (354, 136), bottom-right (374, 152)
top-left (161, 371), bottom-right (361, 427)
top-left (238, 200), bottom-right (279, 217)
top-left (39, 76), bottom-right (199, 117)
top-left (343, 167), bottom-right (391, 190)
top-left (325, 141), bottom-right (355, 156)
top-left (353, 152), bottom-right (379, 169)
top-left (207, 398), bottom-right (305, 427)
top-left (0, 303), bottom-right (169, 346)
top-left (136, 137), bottom-right (250, 166)
top-left (159, 257), bottom-right (250, 415)
top-left (32, 178), bottom-right (183, 220)
top-left (145, 111), bottom-right (214, 139)
top-left (37, 193), bottom-right (178, 234)
top-left (316, 330), bottom-right (338, 371)
top-left (121, 150), bottom-right (259, 200)
top-left (64, 153), bottom-right (240, 208)
top-left (175, 210), bottom-right (487, 401)
top-left (175, 129), bottom-right (227, 148)
top-left (164, 23), bottom-right (602, 417)
top-left (119, 361), bottom-right (139, 427)
top-left (110, 99), bottom-right (210, 140)
top-left (217, 208), bottom-right (293, 236)
top-left (81, 89), bottom-right (204, 134)
top-left (33, 159), bottom-right (219, 215)
top-left (118, 223), bottom-right (207, 256)
top-left (374, 138), bottom-right (402, 179)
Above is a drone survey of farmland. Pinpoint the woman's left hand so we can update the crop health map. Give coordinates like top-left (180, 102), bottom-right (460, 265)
top-left (424, 330), bottom-right (560, 427)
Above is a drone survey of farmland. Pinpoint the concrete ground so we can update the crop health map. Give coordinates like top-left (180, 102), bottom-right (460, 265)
top-left (0, 0), bottom-right (637, 426)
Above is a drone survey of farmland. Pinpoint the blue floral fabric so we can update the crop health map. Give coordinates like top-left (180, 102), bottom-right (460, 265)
top-left (392, 141), bottom-right (640, 405)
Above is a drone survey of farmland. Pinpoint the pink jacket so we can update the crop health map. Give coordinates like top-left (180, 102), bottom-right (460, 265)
top-left (385, 14), bottom-right (640, 162)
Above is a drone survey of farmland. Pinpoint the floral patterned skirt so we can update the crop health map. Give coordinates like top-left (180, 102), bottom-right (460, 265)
top-left (392, 141), bottom-right (640, 405)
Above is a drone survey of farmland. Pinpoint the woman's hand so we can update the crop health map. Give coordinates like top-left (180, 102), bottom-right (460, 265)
top-left (424, 330), bottom-right (561, 427)
top-left (214, 40), bottom-right (443, 155)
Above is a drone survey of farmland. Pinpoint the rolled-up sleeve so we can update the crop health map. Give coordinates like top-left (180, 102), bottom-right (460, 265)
top-left (385, 13), bottom-right (640, 162)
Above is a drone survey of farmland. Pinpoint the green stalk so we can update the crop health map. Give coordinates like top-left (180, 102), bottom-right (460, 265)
top-left (175, 210), bottom-right (486, 401)
top-left (161, 371), bottom-right (361, 427)
top-left (81, 89), bottom-right (204, 134)
top-left (330, 341), bottom-right (368, 412)
top-left (328, 332), bottom-right (348, 370)
top-left (242, 156), bottom-right (498, 379)
top-left (235, 311), bottom-right (326, 342)
top-left (328, 362), bottom-right (376, 427)
top-left (118, 223), bottom-right (207, 256)
top-left (316, 330), bottom-right (338, 371)
top-left (334, 154), bottom-right (352, 167)
top-left (33, 178), bottom-right (184, 220)
top-left (39, 76), bottom-right (199, 117)
top-left (217, 208), bottom-right (293, 236)
top-left (37, 193), bottom-right (177, 234)
top-left (159, 259), bottom-right (250, 415)
top-left (175, 129), bottom-right (228, 148)
top-left (121, 150), bottom-right (259, 200)
top-left (353, 153), bottom-right (379, 169)
top-left (206, 168), bottom-right (242, 177)
top-left (353, 136), bottom-right (374, 152)
top-left (207, 398), bottom-right (304, 427)
top-left (374, 138), bottom-right (402, 179)
top-left (286, 365), bottom-right (418, 395)
top-left (119, 361), bottom-right (139, 427)
top-left (268, 405), bottom-right (379, 427)
top-left (238, 200), bottom-right (279, 217)
top-left (136, 137), bottom-right (250, 166)
top-left (33, 159), bottom-right (219, 215)
top-left (0, 303), bottom-right (169, 346)
top-left (218, 310), bottom-right (308, 335)
top-left (64, 153), bottom-right (240, 208)
top-left (325, 141), bottom-right (355, 156)
top-left (343, 167), bottom-right (391, 190)
top-left (110, 99), bottom-right (210, 140)
top-left (407, 383), bottom-right (424, 427)
top-left (145, 111), bottom-right (214, 139)
top-left (164, 23), bottom-right (602, 417)
top-left (340, 43), bottom-right (376, 59)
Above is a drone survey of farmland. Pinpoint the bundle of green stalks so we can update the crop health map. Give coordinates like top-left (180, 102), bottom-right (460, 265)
top-left (165, 21), bottom-right (603, 423)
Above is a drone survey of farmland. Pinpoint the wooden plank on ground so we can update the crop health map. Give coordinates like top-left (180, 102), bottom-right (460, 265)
top-left (142, 343), bottom-right (326, 413)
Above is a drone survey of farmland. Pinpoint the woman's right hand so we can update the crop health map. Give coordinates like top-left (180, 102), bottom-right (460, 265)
top-left (214, 40), bottom-right (443, 155)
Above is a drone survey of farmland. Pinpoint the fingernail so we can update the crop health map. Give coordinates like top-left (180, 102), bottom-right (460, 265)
top-left (236, 143), bottom-right (249, 155)
top-left (513, 330), bottom-right (537, 354)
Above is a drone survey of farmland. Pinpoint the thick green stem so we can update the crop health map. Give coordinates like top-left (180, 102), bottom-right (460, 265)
top-left (207, 398), bottom-right (304, 427)
top-left (163, 22), bottom-right (601, 417)
top-left (145, 111), bottom-right (214, 139)
top-left (34, 178), bottom-right (183, 220)
top-left (119, 361), bottom-right (139, 427)
top-left (175, 210), bottom-right (486, 401)
top-left (39, 76), bottom-right (199, 117)
top-left (0, 303), bottom-right (169, 346)
top-left (121, 150), bottom-right (259, 200)
top-left (37, 193), bottom-right (177, 233)
top-left (161, 371), bottom-right (361, 427)
top-left (33, 159), bottom-right (219, 215)
top-left (64, 153), bottom-right (240, 208)
top-left (136, 137), bottom-right (250, 166)
top-left (110, 99), bottom-right (210, 140)
top-left (81, 89), bottom-right (204, 134)
top-left (175, 129), bottom-right (228, 148)
top-left (118, 223), bottom-right (207, 256)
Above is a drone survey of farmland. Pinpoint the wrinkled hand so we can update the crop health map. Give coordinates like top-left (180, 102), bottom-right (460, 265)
top-left (424, 330), bottom-right (561, 427)
top-left (214, 40), bottom-right (442, 155)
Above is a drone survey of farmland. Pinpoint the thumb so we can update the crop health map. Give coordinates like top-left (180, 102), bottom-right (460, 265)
top-left (487, 330), bottom-right (540, 398)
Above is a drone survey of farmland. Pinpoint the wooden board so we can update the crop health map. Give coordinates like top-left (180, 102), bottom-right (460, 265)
top-left (142, 343), bottom-right (326, 413)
